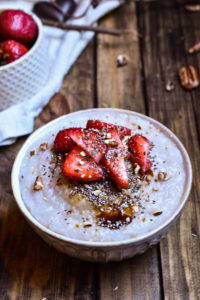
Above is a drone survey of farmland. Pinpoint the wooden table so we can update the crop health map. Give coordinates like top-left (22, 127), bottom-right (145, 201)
top-left (0, 0), bottom-right (200, 299)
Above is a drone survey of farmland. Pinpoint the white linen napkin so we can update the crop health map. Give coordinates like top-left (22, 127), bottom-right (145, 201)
top-left (0, 0), bottom-right (121, 146)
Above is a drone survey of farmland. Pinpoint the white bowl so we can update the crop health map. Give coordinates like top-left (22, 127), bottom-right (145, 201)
top-left (0, 6), bottom-right (49, 111)
top-left (11, 108), bottom-right (192, 262)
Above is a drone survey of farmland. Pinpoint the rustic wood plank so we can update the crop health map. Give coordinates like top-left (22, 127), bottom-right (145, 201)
top-left (138, 0), bottom-right (200, 299)
top-left (97, 1), bottom-right (145, 113)
top-left (178, 0), bottom-right (200, 142)
top-left (34, 92), bottom-right (70, 129)
top-left (0, 42), bottom-right (96, 300)
top-left (60, 41), bottom-right (95, 112)
top-left (98, 247), bottom-right (162, 300)
top-left (97, 2), bottom-right (162, 300)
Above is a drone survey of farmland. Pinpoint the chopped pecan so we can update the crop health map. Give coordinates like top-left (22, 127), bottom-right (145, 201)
top-left (153, 211), bottom-right (162, 216)
top-left (158, 172), bottom-right (170, 181)
top-left (188, 42), bottom-right (200, 54)
top-left (165, 81), bottom-right (175, 92)
top-left (92, 190), bottom-right (101, 196)
top-left (133, 163), bottom-right (140, 175)
top-left (178, 65), bottom-right (199, 90)
top-left (30, 149), bottom-right (36, 156)
top-left (84, 184), bottom-right (92, 189)
top-left (39, 142), bottom-right (48, 151)
top-left (106, 133), bottom-right (112, 139)
top-left (83, 221), bottom-right (92, 228)
top-left (33, 176), bottom-right (44, 191)
top-left (80, 151), bottom-right (86, 157)
top-left (185, 5), bottom-right (200, 12)
top-left (146, 175), bottom-right (151, 183)
top-left (104, 139), bottom-right (119, 147)
top-left (117, 54), bottom-right (129, 67)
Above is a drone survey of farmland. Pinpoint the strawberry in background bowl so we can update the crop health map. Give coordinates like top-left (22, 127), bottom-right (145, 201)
top-left (0, 9), bottom-right (37, 45)
top-left (0, 40), bottom-right (28, 64)
top-left (0, 9), bottom-right (38, 66)
top-left (0, 6), bottom-right (49, 111)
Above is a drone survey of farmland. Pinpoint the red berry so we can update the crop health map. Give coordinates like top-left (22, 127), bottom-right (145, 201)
top-left (0, 10), bottom-right (38, 45)
top-left (1, 40), bottom-right (28, 64)
top-left (128, 134), bottom-right (152, 174)
top-left (87, 120), bottom-right (131, 139)
top-left (62, 146), bottom-right (106, 182)
top-left (68, 128), bottom-right (107, 163)
top-left (104, 130), bottom-right (129, 189)
top-left (54, 129), bottom-right (76, 153)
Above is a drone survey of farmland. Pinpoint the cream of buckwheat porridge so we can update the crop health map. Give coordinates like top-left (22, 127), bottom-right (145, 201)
top-left (19, 114), bottom-right (186, 242)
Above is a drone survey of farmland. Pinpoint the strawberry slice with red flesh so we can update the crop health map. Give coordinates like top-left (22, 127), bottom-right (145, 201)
top-left (68, 128), bottom-right (107, 164)
top-left (104, 129), bottom-right (129, 189)
top-left (128, 134), bottom-right (152, 174)
top-left (87, 120), bottom-right (131, 139)
top-left (62, 146), bottom-right (106, 182)
top-left (54, 128), bottom-right (76, 153)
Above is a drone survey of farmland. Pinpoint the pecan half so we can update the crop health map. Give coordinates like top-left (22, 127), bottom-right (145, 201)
top-left (178, 65), bottom-right (199, 90)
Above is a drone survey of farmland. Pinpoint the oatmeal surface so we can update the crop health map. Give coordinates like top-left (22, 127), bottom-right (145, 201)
top-left (19, 113), bottom-right (186, 242)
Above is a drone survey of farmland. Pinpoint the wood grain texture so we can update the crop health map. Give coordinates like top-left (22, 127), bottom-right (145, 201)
top-left (97, 2), bottom-right (161, 300)
top-left (60, 41), bottom-right (95, 112)
top-left (97, 1), bottom-right (145, 113)
top-left (138, 0), bottom-right (200, 299)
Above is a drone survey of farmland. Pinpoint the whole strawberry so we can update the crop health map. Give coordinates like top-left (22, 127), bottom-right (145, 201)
top-left (0, 9), bottom-right (38, 45)
top-left (1, 40), bottom-right (28, 64)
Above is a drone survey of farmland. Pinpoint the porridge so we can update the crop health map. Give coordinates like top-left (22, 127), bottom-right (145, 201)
top-left (19, 113), bottom-right (186, 242)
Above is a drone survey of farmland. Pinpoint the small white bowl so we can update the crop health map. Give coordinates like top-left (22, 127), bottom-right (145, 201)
top-left (0, 7), bottom-right (49, 111)
top-left (11, 109), bottom-right (192, 262)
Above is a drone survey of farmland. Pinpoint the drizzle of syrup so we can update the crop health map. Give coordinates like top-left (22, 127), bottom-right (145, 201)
top-left (97, 210), bottom-right (132, 229)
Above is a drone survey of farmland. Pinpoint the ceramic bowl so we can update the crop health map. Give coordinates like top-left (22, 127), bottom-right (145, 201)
top-left (11, 108), bottom-right (192, 262)
top-left (0, 6), bottom-right (48, 111)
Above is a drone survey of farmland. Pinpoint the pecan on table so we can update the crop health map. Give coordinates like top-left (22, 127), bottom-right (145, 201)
top-left (188, 42), bottom-right (200, 54)
top-left (178, 65), bottom-right (199, 90)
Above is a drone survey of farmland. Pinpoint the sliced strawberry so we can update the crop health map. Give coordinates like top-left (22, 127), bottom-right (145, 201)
top-left (104, 130), bottom-right (129, 189)
top-left (129, 153), bottom-right (152, 174)
top-left (128, 134), bottom-right (152, 174)
top-left (62, 146), bottom-right (106, 182)
top-left (54, 128), bottom-right (76, 153)
top-left (68, 128), bottom-right (107, 163)
top-left (87, 120), bottom-right (131, 139)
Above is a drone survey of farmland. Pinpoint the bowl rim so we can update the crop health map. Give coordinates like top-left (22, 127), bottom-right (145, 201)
top-left (11, 108), bottom-right (193, 247)
top-left (0, 6), bottom-right (43, 71)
